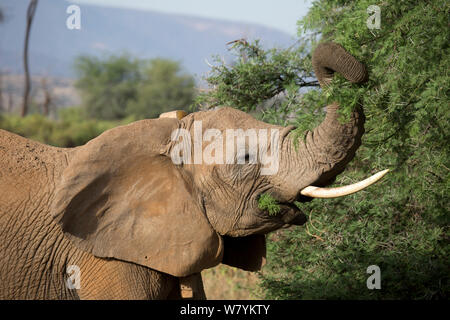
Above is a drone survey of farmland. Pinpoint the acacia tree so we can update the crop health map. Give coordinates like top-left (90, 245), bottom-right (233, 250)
top-left (126, 58), bottom-right (195, 119)
top-left (75, 55), bottom-right (195, 120)
top-left (74, 54), bottom-right (141, 120)
top-left (198, 0), bottom-right (449, 299)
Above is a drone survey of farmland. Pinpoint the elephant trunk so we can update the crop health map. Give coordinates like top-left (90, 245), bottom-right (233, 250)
top-left (300, 101), bottom-right (365, 188)
top-left (303, 42), bottom-right (368, 185)
top-left (277, 43), bottom-right (378, 200)
top-left (301, 43), bottom-right (368, 185)
top-left (312, 42), bottom-right (368, 87)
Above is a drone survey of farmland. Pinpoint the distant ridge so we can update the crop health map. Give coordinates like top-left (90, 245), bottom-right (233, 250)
top-left (0, 0), bottom-right (294, 80)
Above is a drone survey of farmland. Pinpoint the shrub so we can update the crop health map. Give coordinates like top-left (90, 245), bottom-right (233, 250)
top-left (199, 0), bottom-right (449, 299)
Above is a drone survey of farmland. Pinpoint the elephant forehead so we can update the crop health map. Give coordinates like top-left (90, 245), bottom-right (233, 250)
top-left (184, 107), bottom-right (274, 130)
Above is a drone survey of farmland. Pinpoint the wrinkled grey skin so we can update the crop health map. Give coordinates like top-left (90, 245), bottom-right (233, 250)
top-left (0, 136), bottom-right (183, 299)
top-left (0, 43), bottom-right (368, 299)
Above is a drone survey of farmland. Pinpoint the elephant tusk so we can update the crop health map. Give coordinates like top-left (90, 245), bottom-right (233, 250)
top-left (300, 169), bottom-right (390, 198)
top-left (159, 110), bottom-right (187, 120)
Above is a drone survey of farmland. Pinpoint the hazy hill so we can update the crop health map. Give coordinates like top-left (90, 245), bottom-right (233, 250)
top-left (0, 0), bottom-right (294, 80)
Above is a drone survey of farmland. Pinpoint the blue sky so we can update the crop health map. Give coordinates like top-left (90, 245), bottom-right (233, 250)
top-left (71, 0), bottom-right (313, 35)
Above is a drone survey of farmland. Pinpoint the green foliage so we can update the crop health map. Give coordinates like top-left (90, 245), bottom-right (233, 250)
top-left (0, 108), bottom-right (133, 147)
top-left (0, 113), bottom-right (55, 145)
top-left (194, 39), bottom-right (319, 118)
top-left (3, 55), bottom-right (195, 146)
top-left (75, 55), bottom-right (195, 120)
top-left (258, 194), bottom-right (281, 216)
top-left (74, 54), bottom-right (141, 120)
top-left (126, 59), bottom-right (195, 119)
top-left (200, 0), bottom-right (449, 299)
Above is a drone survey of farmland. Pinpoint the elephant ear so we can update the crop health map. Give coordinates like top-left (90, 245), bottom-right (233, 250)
top-left (221, 235), bottom-right (266, 271)
top-left (51, 119), bottom-right (223, 277)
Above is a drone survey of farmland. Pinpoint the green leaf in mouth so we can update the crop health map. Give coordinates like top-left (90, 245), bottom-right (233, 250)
top-left (258, 193), bottom-right (282, 216)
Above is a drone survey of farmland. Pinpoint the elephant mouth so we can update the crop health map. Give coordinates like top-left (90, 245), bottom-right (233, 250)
top-left (278, 202), bottom-right (308, 226)
top-left (256, 191), bottom-right (308, 227)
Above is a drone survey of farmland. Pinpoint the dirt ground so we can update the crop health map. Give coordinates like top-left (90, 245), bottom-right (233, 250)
top-left (202, 264), bottom-right (261, 300)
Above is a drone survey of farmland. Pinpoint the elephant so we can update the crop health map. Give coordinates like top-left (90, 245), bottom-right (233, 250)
top-left (0, 42), bottom-right (387, 299)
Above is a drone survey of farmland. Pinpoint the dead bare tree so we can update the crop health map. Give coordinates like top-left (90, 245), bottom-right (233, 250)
top-left (40, 77), bottom-right (52, 116)
top-left (7, 91), bottom-right (14, 113)
top-left (0, 71), bottom-right (4, 112)
top-left (21, 0), bottom-right (38, 117)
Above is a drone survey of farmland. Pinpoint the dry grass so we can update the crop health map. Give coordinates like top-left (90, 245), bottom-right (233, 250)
top-left (202, 264), bottom-right (261, 300)
top-left (0, 74), bottom-right (80, 111)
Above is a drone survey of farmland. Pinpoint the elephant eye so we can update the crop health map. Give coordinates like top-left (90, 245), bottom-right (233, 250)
top-left (238, 153), bottom-right (256, 164)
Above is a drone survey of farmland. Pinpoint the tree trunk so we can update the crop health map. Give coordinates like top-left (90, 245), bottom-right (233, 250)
top-left (0, 72), bottom-right (3, 112)
top-left (40, 77), bottom-right (51, 116)
top-left (7, 92), bottom-right (13, 113)
top-left (21, 0), bottom-right (38, 117)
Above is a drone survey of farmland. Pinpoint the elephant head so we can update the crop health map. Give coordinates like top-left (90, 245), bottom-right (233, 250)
top-left (51, 43), bottom-right (387, 278)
